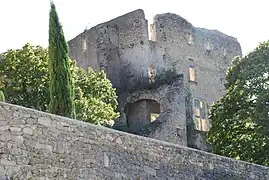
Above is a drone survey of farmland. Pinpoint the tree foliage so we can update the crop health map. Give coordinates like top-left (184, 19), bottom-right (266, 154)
top-left (73, 65), bottom-right (119, 125)
top-left (0, 43), bottom-right (119, 125)
top-left (48, 2), bottom-right (75, 118)
top-left (207, 41), bottom-right (269, 166)
top-left (0, 44), bottom-right (50, 110)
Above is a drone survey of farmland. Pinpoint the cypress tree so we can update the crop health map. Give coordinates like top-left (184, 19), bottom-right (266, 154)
top-left (48, 1), bottom-right (75, 118)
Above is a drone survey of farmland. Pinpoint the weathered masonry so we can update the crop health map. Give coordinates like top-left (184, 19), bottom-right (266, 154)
top-left (0, 103), bottom-right (268, 179)
top-left (68, 9), bottom-right (242, 151)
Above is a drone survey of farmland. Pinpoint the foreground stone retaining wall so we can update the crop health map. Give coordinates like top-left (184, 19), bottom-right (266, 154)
top-left (0, 103), bottom-right (268, 179)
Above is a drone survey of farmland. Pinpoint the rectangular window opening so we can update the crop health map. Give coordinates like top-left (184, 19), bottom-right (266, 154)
top-left (193, 98), bottom-right (210, 132)
top-left (189, 66), bottom-right (196, 82)
top-left (82, 39), bottom-right (87, 52)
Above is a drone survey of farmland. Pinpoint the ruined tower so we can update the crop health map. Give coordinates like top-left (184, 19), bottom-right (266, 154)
top-left (67, 9), bottom-right (242, 151)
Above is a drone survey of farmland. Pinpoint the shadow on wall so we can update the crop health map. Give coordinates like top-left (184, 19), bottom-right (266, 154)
top-left (185, 84), bottom-right (212, 152)
top-left (124, 99), bottom-right (160, 134)
top-left (114, 73), bottom-right (186, 145)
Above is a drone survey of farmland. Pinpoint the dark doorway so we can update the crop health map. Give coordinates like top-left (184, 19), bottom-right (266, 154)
top-left (125, 99), bottom-right (160, 133)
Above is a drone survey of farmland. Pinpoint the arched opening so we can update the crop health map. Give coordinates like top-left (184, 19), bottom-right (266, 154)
top-left (124, 99), bottom-right (160, 133)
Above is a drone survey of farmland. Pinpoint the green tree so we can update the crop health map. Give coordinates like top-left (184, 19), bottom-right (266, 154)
top-left (207, 41), bottom-right (269, 166)
top-left (0, 44), bottom-right (119, 125)
top-left (74, 66), bottom-right (119, 125)
top-left (48, 2), bottom-right (75, 118)
top-left (0, 44), bottom-right (49, 110)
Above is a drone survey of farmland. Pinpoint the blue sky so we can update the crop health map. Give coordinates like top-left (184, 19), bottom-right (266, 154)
top-left (0, 0), bottom-right (268, 55)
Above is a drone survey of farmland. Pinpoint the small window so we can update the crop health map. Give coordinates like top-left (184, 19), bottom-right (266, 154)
top-left (148, 64), bottom-right (156, 84)
top-left (193, 98), bottom-right (210, 131)
top-left (188, 57), bottom-right (194, 61)
top-left (205, 41), bottom-right (213, 55)
top-left (189, 65), bottom-right (196, 82)
top-left (223, 48), bottom-right (227, 57)
top-left (82, 39), bottom-right (87, 52)
top-left (187, 33), bottom-right (193, 45)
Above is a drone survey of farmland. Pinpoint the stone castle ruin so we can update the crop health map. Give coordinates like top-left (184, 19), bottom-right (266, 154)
top-left (68, 9), bottom-right (242, 151)
top-left (2, 9), bottom-right (266, 179)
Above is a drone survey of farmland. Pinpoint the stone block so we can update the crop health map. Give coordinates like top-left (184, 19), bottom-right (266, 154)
top-left (38, 117), bottom-right (51, 126)
top-left (104, 152), bottom-right (109, 167)
top-left (144, 166), bottom-right (156, 176)
top-left (23, 127), bottom-right (33, 135)
top-left (9, 127), bottom-right (21, 132)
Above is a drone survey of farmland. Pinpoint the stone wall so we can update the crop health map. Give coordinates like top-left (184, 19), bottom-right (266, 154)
top-left (68, 9), bottom-right (150, 91)
top-left (150, 12), bottom-right (242, 106)
top-left (149, 13), bottom-right (242, 150)
top-left (0, 103), bottom-right (269, 179)
top-left (68, 10), bottom-right (242, 104)
top-left (115, 75), bottom-right (187, 146)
